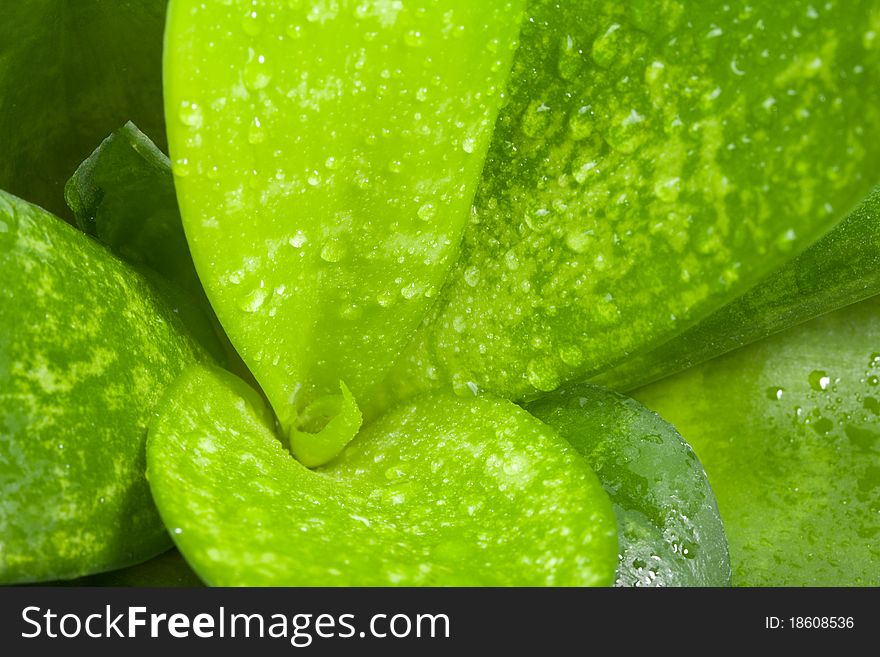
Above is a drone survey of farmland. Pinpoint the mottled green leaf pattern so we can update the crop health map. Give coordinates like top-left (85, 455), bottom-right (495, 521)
top-left (0, 191), bottom-right (206, 583)
top-left (64, 122), bottom-right (227, 363)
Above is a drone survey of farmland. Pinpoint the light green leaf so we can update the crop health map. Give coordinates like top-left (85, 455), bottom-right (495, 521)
top-left (527, 384), bottom-right (730, 586)
top-left (147, 364), bottom-right (618, 586)
top-left (635, 295), bottom-right (880, 586)
top-left (0, 190), bottom-right (206, 583)
top-left (382, 0), bottom-right (880, 408)
top-left (164, 0), bottom-right (525, 457)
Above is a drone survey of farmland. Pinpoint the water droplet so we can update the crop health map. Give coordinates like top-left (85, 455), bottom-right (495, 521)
top-left (244, 54), bottom-right (272, 90)
top-left (404, 30), bottom-right (423, 47)
top-left (461, 137), bottom-right (476, 154)
top-left (384, 464), bottom-right (409, 480)
top-left (526, 358), bottom-right (561, 392)
top-left (340, 303), bottom-right (362, 320)
top-left (177, 101), bottom-right (203, 128)
top-left (387, 159), bottom-right (402, 173)
top-left (452, 373), bottom-right (477, 397)
top-left (417, 203), bottom-right (436, 221)
top-left (868, 376), bottom-right (879, 386)
top-left (559, 345), bottom-right (584, 367)
top-left (604, 109), bottom-right (648, 153)
top-left (565, 230), bottom-right (593, 253)
top-left (248, 116), bottom-right (265, 144)
top-left (320, 240), bottom-right (345, 263)
top-left (521, 99), bottom-right (550, 138)
top-left (591, 23), bottom-right (621, 68)
top-left (242, 289), bottom-right (267, 313)
top-left (504, 249), bottom-right (520, 270)
top-left (654, 177), bottom-right (681, 203)
top-left (503, 454), bottom-right (528, 476)
top-left (812, 417), bottom-right (834, 435)
top-left (173, 527), bottom-right (183, 535)
top-left (808, 370), bottom-right (831, 391)
top-left (463, 266), bottom-right (480, 287)
top-left (766, 387), bottom-right (785, 401)
top-left (869, 353), bottom-right (880, 368)
top-left (324, 156), bottom-right (337, 169)
top-left (173, 158), bottom-right (191, 178)
top-left (557, 35), bottom-right (584, 80)
top-left (568, 108), bottom-right (593, 140)
top-left (415, 87), bottom-right (428, 102)
top-left (400, 282), bottom-right (420, 299)
top-left (289, 231), bottom-right (307, 248)
top-left (377, 291), bottom-right (396, 308)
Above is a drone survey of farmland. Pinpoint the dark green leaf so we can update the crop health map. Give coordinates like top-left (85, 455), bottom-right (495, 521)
top-left (527, 384), bottom-right (730, 586)
top-left (0, 0), bottom-right (167, 218)
top-left (64, 122), bottom-right (228, 364)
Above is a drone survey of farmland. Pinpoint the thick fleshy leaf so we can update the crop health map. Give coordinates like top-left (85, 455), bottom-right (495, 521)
top-left (164, 0), bottom-right (524, 458)
top-left (526, 384), bottom-right (729, 587)
top-left (64, 122), bottom-right (227, 363)
top-left (42, 549), bottom-right (203, 588)
top-left (146, 365), bottom-right (618, 586)
top-left (596, 186), bottom-right (880, 391)
top-left (635, 295), bottom-right (880, 586)
top-left (0, 190), bottom-right (206, 584)
top-left (0, 0), bottom-right (167, 218)
top-left (380, 0), bottom-right (880, 408)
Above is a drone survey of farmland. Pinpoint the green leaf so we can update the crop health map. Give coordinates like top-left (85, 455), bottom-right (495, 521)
top-left (526, 384), bottom-right (730, 586)
top-left (164, 0), bottom-right (525, 458)
top-left (0, 0), bottom-right (167, 218)
top-left (64, 122), bottom-right (228, 364)
top-left (0, 190), bottom-right (206, 584)
top-left (146, 364), bottom-right (618, 586)
top-left (51, 550), bottom-right (202, 588)
top-left (596, 186), bottom-right (880, 391)
top-left (381, 0), bottom-right (880, 408)
top-left (635, 295), bottom-right (880, 586)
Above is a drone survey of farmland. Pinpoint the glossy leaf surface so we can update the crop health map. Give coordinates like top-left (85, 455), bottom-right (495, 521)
top-left (147, 365), bottom-right (618, 586)
top-left (597, 187), bottom-right (880, 391)
top-left (527, 384), bottom-right (730, 586)
top-left (165, 0), bottom-right (525, 457)
top-left (383, 0), bottom-right (880, 407)
top-left (636, 295), bottom-right (880, 585)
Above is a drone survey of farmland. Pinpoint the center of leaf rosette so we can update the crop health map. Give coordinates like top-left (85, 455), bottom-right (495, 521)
top-left (286, 381), bottom-right (363, 468)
